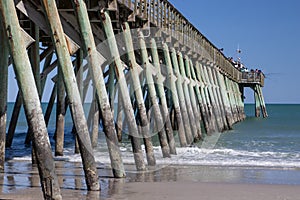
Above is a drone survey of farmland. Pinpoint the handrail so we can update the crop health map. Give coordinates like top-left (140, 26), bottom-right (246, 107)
top-left (117, 0), bottom-right (242, 82)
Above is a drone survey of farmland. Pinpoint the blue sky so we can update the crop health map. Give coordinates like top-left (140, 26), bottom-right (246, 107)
top-left (169, 0), bottom-right (300, 103)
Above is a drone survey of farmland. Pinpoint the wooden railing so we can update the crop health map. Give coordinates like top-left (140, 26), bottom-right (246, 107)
top-left (116, 0), bottom-right (242, 82)
top-left (240, 72), bottom-right (265, 87)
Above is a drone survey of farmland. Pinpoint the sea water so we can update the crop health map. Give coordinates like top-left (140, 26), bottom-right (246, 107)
top-left (4, 103), bottom-right (300, 184)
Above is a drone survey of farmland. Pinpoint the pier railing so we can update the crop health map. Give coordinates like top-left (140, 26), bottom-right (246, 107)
top-left (116, 0), bottom-right (242, 82)
top-left (240, 72), bottom-right (265, 87)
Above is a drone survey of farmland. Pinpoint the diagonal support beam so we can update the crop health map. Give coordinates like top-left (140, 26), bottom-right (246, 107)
top-left (72, 0), bottom-right (125, 178)
top-left (39, 0), bottom-right (99, 191)
top-left (0, 1), bottom-right (61, 199)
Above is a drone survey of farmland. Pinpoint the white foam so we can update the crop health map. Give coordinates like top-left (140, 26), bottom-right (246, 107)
top-left (12, 145), bottom-right (300, 169)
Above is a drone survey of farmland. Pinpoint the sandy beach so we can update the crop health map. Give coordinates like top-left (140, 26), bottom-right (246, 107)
top-left (1, 161), bottom-right (300, 200)
top-left (1, 181), bottom-right (300, 200)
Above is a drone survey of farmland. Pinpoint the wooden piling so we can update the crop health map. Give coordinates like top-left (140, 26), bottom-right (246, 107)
top-left (225, 77), bottom-right (239, 123)
top-left (122, 23), bottom-right (156, 165)
top-left (55, 66), bottom-right (65, 156)
top-left (254, 87), bottom-right (261, 117)
top-left (207, 63), bottom-right (228, 131)
top-left (0, 20), bottom-right (8, 171)
top-left (199, 60), bottom-right (221, 132)
top-left (149, 38), bottom-right (177, 154)
top-left (193, 61), bottom-right (212, 134)
top-left (255, 85), bottom-right (268, 118)
top-left (214, 68), bottom-right (234, 129)
top-left (138, 31), bottom-right (171, 158)
top-left (191, 61), bottom-right (210, 135)
top-left (170, 48), bottom-right (194, 144)
top-left (40, 0), bottom-right (100, 190)
top-left (177, 53), bottom-right (199, 141)
top-left (198, 61), bottom-right (219, 133)
top-left (162, 43), bottom-right (188, 147)
top-left (100, 11), bottom-right (146, 171)
top-left (183, 56), bottom-right (202, 140)
top-left (0, 0), bottom-right (62, 198)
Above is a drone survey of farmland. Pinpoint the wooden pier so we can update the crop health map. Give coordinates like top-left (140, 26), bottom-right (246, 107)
top-left (0, 0), bottom-right (267, 199)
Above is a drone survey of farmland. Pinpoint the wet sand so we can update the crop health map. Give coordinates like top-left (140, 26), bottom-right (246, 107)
top-left (1, 161), bottom-right (300, 199)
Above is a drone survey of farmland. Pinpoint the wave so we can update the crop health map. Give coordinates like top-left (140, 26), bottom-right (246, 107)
top-left (12, 145), bottom-right (300, 169)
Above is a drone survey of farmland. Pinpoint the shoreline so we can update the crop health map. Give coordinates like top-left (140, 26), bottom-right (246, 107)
top-left (1, 160), bottom-right (300, 199)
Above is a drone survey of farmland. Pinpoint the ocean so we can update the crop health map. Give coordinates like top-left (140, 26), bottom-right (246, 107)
top-left (4, 103), bottom-right (300, 186)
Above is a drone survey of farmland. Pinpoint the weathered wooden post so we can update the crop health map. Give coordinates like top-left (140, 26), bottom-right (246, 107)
top-left (191, 61), bottom-right (210, 134)
top-left (175, 52), bottom-right (198, 142)
top-left (214, 68), bottom-right (234, 129)
top-left (100, 11), bottom-right (146, 171)
top-left (138, 31), bottom-right (171, 158)
top-left (121, 23), bottom-right (156, 165)
top-left (193, 61), bottom-right (212, 134)
top-left (73, 0), bottom-right (125, 178)
top-left (162, 43), bottom-right (188, 146)
top-left (149, 38), bottom-right (177, 154)
top-left (228, 78), bottom-right (240, 122)
top-left (256, 85), bottom-right (268, 118)
top-left (6, 92), bottom-right (22, 147)
top-left (200, 60), bottom-right (222, 132)
top-left (207, 63), bottom-right (228, 131)
top-left (40, 0), bottom-right (100, 190)
top-left (196, 61), bottom-right (218, 133)
top-left (0, 19), bottom-right (8, 171)
top-left (74, 49), bottom-right (84, 153)
top-left (182, 56), bottom-right (202, 140)
top-left (55, 66), bottom-right (65, 156)
top-left (0, 1), bottom-right (62, 198)
top-left (254, 86), bottom-right (261, 117)
top-left (169, 48), bottom-right (194, 144)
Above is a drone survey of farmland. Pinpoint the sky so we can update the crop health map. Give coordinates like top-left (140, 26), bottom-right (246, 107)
top-left (169, 0), bottom-right (300, 104)
top-left (6, 0), bottom-right (300, 104)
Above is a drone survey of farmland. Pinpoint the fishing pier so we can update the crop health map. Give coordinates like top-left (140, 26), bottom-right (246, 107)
top-left (0, 0), bottom-right (267, 199)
